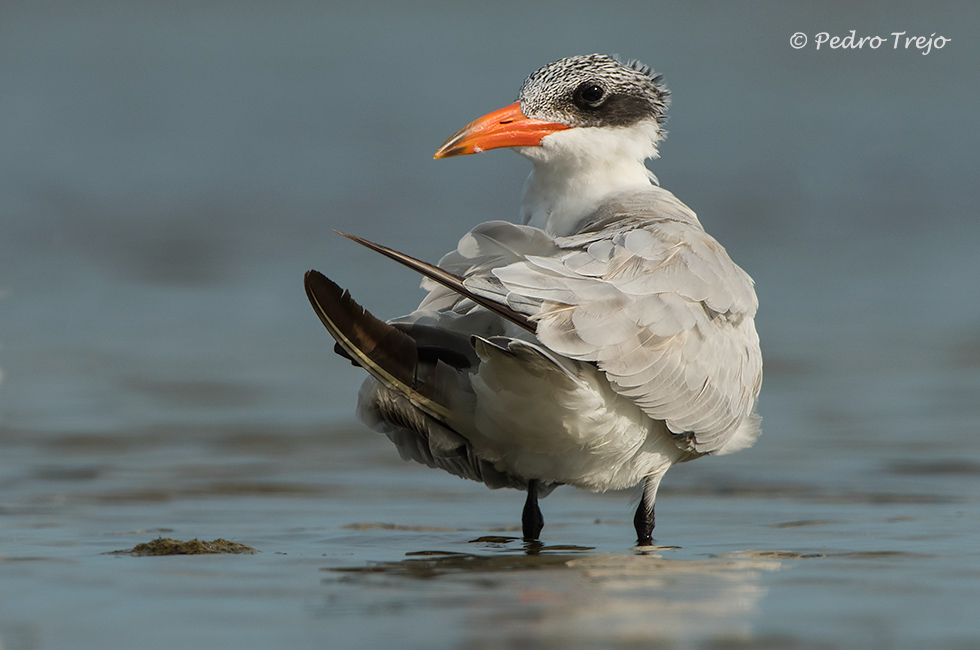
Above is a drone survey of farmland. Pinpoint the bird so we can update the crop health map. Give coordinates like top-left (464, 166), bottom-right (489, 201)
top-left (305, 53), bottom-right (762, 546)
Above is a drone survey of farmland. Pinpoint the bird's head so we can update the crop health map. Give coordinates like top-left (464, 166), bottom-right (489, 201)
top-left (433, 54), bottom-right (670, 165)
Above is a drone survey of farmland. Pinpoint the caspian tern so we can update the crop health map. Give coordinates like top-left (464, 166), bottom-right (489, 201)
top-left (305, 54), bottom-right (762, 545)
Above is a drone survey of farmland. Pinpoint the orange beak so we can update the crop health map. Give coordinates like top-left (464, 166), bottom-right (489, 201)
top-left (433, 102), bottom-right (571, 159)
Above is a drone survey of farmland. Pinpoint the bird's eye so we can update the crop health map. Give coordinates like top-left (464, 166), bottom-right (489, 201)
top-left (573, 83), bottom-right (605, 108)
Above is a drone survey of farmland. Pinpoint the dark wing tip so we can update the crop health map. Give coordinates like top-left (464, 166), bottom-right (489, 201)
top-left (331, 233), bottom-right (537, 334)
top-left (303, 269), bottom-right (418, 390)
top-left (304, 269), bottom-right (346, 331)
top-left (304, 269), bottom-right (330, 300)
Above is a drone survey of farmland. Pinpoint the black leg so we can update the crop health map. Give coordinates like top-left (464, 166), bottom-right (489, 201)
top-left (634, 482), bottom-right (656, 546)
top-left (522, 479), bottom-right (544, 541)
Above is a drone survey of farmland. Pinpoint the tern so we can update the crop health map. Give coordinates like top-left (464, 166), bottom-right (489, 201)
top-left (305, 54), bottom-right (762, 545)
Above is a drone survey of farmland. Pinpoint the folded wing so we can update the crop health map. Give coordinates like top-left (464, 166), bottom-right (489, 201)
top-left (338, 186), bottom-right (762, 456)
top-left (458, 188), bottom-right (762, 454)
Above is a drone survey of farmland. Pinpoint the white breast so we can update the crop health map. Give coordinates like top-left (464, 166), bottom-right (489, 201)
top-left (516, 120), bottom-right (664, 236)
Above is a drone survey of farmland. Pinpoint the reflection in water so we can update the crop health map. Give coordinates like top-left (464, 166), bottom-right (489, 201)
top-left (327, 546), bottom-right (782, 647)
top-left (550, 553), bottom-right (781, 645)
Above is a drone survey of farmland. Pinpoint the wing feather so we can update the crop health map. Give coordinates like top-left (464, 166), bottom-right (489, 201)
top-left (426, 187), bottom-right (761, 454)
top-left (370, 186), bottom-right (760, 455)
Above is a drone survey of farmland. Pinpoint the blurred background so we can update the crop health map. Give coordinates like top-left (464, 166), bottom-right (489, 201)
top-left (1, 2), bottom-right (978, 648)
top-left (1, 1), bottom-right (976, 440)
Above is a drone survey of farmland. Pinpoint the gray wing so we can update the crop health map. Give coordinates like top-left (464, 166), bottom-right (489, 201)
top-left (416, 220), bottom-right (560, 316)
top-left (305, 269), bottom-right (555, 492)
top-left (457, 188), bottom-right (762, 455)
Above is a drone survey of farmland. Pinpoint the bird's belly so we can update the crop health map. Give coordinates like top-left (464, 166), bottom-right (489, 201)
top-left (466, 352), bottom-right (682, 491)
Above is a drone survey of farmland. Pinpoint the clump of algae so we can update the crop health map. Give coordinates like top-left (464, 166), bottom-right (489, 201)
top-left (115, 537), bottom-right (257, 556)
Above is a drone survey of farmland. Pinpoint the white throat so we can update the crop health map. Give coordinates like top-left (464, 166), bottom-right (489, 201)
top-left (516, 120), bottom-right (663, 236)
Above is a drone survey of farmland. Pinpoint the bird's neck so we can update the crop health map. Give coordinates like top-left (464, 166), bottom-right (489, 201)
top-left (517, 123), bottom-right (663, 236)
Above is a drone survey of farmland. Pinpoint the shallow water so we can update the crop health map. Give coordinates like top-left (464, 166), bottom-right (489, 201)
top-left (2, 2), bottom-right (980, 649)
top-left (4, 424), bottom-right (979, 649)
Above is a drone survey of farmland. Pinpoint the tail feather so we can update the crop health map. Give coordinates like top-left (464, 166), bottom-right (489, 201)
top-left (304, 270), bottom-right (451, 420)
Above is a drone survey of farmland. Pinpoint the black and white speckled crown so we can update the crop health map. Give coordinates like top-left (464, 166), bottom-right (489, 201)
top-left (518, 54), bottom-right (670, 129)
